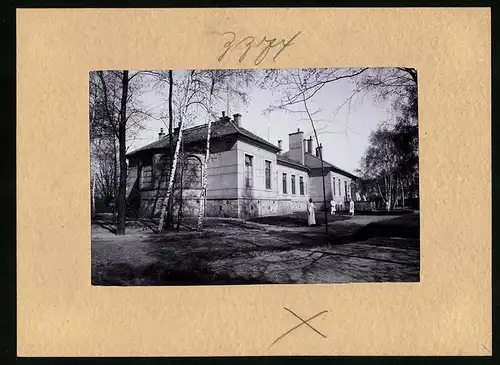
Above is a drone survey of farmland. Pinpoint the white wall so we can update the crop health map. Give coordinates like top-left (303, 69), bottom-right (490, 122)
top-left (236, 140), bottom-right (278, 199)
top-left (206, 144), bottom-right (239, 199)
top-left (330, 171), bottom-right (354, 203)
top-left (275, 163), bottom-right (309, 203)
top-left (309, 174), bottom-right (327, 204)
top-left (308, 170), bottom-right (355, 209)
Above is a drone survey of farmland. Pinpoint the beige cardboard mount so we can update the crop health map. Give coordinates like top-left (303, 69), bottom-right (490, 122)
top-left (17, 8), bottom-right (491, 356)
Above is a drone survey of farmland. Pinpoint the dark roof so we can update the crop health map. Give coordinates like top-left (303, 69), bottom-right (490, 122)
top-left (126, 119), bottom-right (280, 157)
top-left (304, 152), bottom-right (358, 179)
top-left (276, 154), bottom-right (309, 172)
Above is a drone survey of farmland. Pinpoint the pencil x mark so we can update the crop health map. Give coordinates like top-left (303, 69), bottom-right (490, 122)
top-left (269, 307), bottom-right (328, 349)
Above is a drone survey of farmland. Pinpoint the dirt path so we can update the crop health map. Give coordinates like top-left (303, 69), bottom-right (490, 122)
top-left (92, 214), bottom-right (419, 285)
top-left (329, 214), bottom-right (400, 226)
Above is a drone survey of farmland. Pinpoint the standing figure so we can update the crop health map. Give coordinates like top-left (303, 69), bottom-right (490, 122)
top-left (330, 198), bottom-right (336, 215)
top-left (307, 198), bottom-right (316, 226)
top-left (349, 199), bottom-right (355, 216)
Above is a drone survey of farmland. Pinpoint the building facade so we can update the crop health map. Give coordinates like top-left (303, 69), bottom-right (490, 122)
top-left (126, 113), bottom-right (357, 219)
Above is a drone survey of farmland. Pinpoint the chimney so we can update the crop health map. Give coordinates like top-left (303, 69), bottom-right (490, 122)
top-left (307, 136), bottom-right (313, 154)
top-left (158, 127), bottom-right (165, 140)
top-left (233, 113), bottom-right (241, 126)
top-left (303, 139), bottom-right (307, 153)
top-left (278, 140), bottom-right (282, 151)
top-left (220, 111), bottom-right (230, 123)
top-left (316, 143), bottom-right (323, 158)
top-left (288, 128), bottom-right (304, 165)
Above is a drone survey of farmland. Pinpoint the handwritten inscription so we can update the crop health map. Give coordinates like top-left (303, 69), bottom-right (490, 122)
top-left (217, 31), bottom-right (302, 65)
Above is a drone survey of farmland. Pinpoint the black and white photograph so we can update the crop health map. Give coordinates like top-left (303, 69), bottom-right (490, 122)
top-left (90, 67), bottom-right (419, 286)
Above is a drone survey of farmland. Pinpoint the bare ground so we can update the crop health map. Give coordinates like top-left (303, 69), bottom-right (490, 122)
top-left (91, 213), bottom-right (420, 285)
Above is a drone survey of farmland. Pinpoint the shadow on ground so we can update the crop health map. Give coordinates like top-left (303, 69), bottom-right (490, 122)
top-left (249, 211), bottom-right (350, 227)
top-left (92, 260), bottom-right (270, 286)
top-left (353, 209), bottom-right (415, 216)
top-left (92, 213), bottom-right (420, 285)
top-left (353, 214), bottom-right (420, 240)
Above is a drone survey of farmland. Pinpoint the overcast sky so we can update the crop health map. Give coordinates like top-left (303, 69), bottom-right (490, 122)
top-left (128, 71), bottom-right (391, 174)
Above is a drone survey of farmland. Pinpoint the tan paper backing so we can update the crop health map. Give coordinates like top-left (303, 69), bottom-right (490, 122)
top-left (16, 8), bottom-right (491, 356)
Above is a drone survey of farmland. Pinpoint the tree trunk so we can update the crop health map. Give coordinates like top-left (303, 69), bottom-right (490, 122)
top-left (167, 70), bottom-right (174, 228)
top-left (92, 174), bottom-right (96, 216)
top-left (303, 102), bottom-right (328, 233)
top-left (157, 126), bottom-right (184, 232)
top-left (116, 70), bottom-right (129, 235)
top-left (318, 148), bottom-right (328, 233)
top-left (112, 135), bottom-right (117, 224)
top-left (401, 177), bottom-right (405, 207)
top-left (387, 175), bottom-right (391, 210)
top-left (157, 71), bottom-right (194, 233)
top-left (176, 143), bottom-right (185, 232)
top-left (388, 174), bottom-right (393, 210)
top-left (394, 175), bottom-right (399, 208)
top-left (197, 105), bottom-right (214, 232)
top-left (376, 182), bottom-right (384, 208)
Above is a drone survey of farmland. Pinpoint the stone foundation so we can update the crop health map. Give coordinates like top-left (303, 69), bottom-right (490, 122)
top-left (239, 198), bottom-right (307, 219)
top-left (134, 189), bottom-right (203, 218)
top-left (133, 191), bottom-right (308, 219)
top-left (204, 198), bottom-right (306, 219)
top-left (205, 199), bottom-right (240, 218)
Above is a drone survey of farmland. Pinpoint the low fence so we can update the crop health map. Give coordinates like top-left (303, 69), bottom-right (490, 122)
top-left (354, 201), bottom-right (375, 212)
top-left (354, 199), bottom-right (419, 212)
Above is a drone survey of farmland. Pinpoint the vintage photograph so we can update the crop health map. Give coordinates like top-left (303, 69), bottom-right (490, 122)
top-left (90, 68), bottom-right (419, 286)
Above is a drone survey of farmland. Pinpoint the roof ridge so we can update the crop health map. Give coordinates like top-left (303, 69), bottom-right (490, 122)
top-left (277, 153), bottom-right (307, 166)
top-left (277, 154), bottom-right (309, 171)
top-left (305, 152), bottom-right (356, 177)
top-left (306, 152), bottom-right (334, 167)
top-left (127, 118), bottom-right (282, 157)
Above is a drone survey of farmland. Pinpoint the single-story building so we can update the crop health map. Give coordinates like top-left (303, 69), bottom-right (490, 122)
top-left (125, 112), bottom-right (357, 219)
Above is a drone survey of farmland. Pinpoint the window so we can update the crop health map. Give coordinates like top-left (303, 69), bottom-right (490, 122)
top-left (152, 155), bottom-right (171, 189)
top-left (339, 179), bottom-right (342, 196)
top-left (141, 165), bottom-right (153, 190)
top-left (282, 173), bottom-right (287, 194)
top-left (181, 156), bottom-right (202, 189)
top-left (265, 160), bottom-right (271, 189)
top-left (333, 177), bottom-right (336, 195)
top-left (140, 156), bottom-right (153, 190)
top-left (245, 154), bottom-right (253, 188)
top-left (299, 176), bottom-right (304, 195)
top-left (291, 175), bottom-right (296, 194)
top-left (344, 180), bottom-right (348, 198)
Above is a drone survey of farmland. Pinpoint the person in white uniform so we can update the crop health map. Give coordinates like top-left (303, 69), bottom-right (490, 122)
top-left (330, 199), bottom-right (336, 215)
top-left (307, 198), bottom-right (316, 226)
top-left (349, 199), bottom-right (355, 216)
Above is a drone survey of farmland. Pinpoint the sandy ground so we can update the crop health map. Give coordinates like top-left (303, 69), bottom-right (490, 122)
top-left (91, 213), bottom-right (420, 285)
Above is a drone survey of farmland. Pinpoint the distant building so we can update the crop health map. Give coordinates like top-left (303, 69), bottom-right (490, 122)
top-left (125, 112), bottom-right (357, 219)
top-left (283, 130), bottom-right (358, 211)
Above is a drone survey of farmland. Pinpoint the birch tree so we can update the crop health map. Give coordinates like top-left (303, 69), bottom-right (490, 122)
top-left (197, 105), bottom-right (213, 231)
top-left (360, 127), bottom-right (402, 210)
top-left (151, 69), bottom-right (255, 232)
top-left (157, 71), bottom-right (195, 233)
top-left (196, 70), bottom-right (255, 231)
